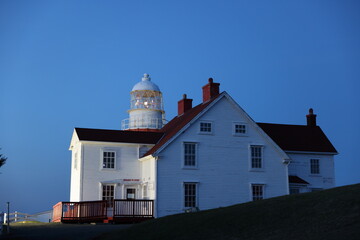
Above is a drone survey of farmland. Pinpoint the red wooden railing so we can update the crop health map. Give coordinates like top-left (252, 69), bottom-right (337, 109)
top-left (52, 200), bottom-right (107, 223)
top-left (52, 202), bottom-right (63, 222)
top-left (53, 199), bottom-right (154, 223)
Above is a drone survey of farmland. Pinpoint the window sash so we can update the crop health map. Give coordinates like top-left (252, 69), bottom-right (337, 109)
top-left (251, 146), bottom-right (262, 168)
top-left (103, 151), bottom-right (115, 169)
top-left (235, 124), bottom-right (246, 134)
top-left (200, 122), bottom-right (212, 133)
top-left (310, 159), bottom-right (320, 174)
top-left (252, 184), bottom-right (264, 201)
top-left (102, 185), bottom-right (115, 207)
top-left (184, 183), bottom-right (197, 208)
top-left (184, 143), bottom-right (196, 167)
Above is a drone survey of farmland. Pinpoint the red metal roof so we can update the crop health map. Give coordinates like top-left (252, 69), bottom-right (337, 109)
top-left (74, 95), bottom-right (219, 156)
top-left (74, 94), bottom-right (337, 157)
top-left (144, 96), bottom-right (218, 156)
top-left (289, 175), bottom-right (309, 184)
top-left (257, 123), bottom-right (337, 153)
top-left (75, 128), bottom-right (164, 144)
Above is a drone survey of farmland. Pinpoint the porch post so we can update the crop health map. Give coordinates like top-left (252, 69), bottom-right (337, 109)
top-left (61, 203), bottom-right (64, 222)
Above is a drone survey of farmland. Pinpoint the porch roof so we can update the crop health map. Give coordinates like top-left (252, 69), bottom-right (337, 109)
top-left (289, 175), bottom-right (309, 185)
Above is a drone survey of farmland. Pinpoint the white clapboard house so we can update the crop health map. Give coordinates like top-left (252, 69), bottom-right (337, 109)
top-left (57, 74), bottom-right (337, 222)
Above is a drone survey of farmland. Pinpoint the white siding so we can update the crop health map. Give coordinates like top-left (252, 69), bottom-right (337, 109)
top-left (141, 157), bottom-right (156, 200)
top-left (288, 152), bottom-right (335, 191)
top-left (156, 97), bottom-right (289, 217)
top-left (70, 141), bottom-right (81, 202)
top-left (78, 142), bottom-right (142, 201)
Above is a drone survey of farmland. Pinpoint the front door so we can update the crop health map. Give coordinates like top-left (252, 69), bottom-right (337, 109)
top-left (126, 188), bottom-right (136, 200)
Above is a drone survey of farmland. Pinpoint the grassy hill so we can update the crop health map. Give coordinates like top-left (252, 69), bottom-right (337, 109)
top-left (99, 184), bottom-right (360, 240)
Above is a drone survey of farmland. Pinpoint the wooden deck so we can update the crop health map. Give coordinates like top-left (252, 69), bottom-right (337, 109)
top-left (52, 200), bottom-right (107, 223)
top-left (52, 199), bottom-right (154, 224)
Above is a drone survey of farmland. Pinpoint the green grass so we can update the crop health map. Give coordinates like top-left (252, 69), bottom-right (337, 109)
top-left (12, 221), bottom-right (43, 224)
top-left (98, 184), bottom-right (360, 240)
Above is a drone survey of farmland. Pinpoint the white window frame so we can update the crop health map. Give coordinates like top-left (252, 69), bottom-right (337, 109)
top-left (310, 159), bottom-right (320, 175)
top-left (183, 182), bottom-right (198, 209)
top-left (126, 188), bottom-right (136, 200)
top-left (183, 142), bottom-right (198, 169)
top-left (199, 121), bottom-right (213, 134)
top-left (249, 145), bottom-right (264, 170)
top-left (102, 184), bottom-right (115, 207)
top-left (233, 122), bottom-right (248, 136)
top-left (251, 184), bottom-right (265, 201)
top-left (101, 150), bottom-right (116, 170)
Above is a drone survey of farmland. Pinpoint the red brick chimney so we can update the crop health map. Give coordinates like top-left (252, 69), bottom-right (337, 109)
top-left (178, 94), bottom-right (193, 116)
top-left (306, 108), bottom-right (317, 127)
top-left (202, 78), bottom-right (220, 103)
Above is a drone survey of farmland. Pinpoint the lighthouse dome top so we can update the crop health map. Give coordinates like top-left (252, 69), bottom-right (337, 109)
top-left (132, 73), bottom-right (160, 92)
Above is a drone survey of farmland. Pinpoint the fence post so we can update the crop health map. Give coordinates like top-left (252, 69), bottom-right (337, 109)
top-left (132, 200), bottom-right (135, 219)
top-left (61, 203), bottom-right (64, 222)
top-left (6, 202), bottom-right (10, 234)
top-left (79, 203), bottom-right (82, 223)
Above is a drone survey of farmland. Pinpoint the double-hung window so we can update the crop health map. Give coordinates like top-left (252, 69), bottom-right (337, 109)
top-left (252, 184), bottom-right (264, 201)
top-left (184, 142), bottom-right (197, 167)
top-left (103, 151), bottom-right (115, 169)
top-left (102, 184), bottom-right (115, 207)
top-left (184, 182), bottom-right (197, 208)
top-left (251, 145), bottom-right (263, 169)
top-left (310, 159), bottom-right (320, 174)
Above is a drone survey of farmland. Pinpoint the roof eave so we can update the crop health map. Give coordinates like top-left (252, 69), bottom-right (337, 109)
top-left (78, 140), bottom-right (157, 146)
top-left (69, 129), bottom-right (80, 150)
top-left (285, 150), bottom-right (338, 155)
top-left (139, 154), bottom-right (155, 161)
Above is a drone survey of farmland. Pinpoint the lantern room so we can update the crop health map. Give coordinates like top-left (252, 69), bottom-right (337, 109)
top-left (122, 74), bottom-right (166, 130)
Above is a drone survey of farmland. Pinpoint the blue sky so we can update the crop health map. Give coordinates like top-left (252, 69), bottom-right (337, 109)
top-left (0, 0), bottom-right (359, 214)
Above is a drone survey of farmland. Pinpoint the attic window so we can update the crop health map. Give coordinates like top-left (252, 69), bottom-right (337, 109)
top-left (233, 123), bottom-right (247, 136)
top-left (199, 122), bottom-right (212, 134)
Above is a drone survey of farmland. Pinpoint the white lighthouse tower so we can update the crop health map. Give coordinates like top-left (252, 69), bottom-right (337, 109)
top-left (122, 73), bottom-right (165, 130)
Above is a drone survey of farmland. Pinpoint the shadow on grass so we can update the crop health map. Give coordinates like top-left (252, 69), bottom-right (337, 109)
top-left (1, 222), bottom-right (131, 240)
top-left (98, 184), bottom-right (360, 240)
